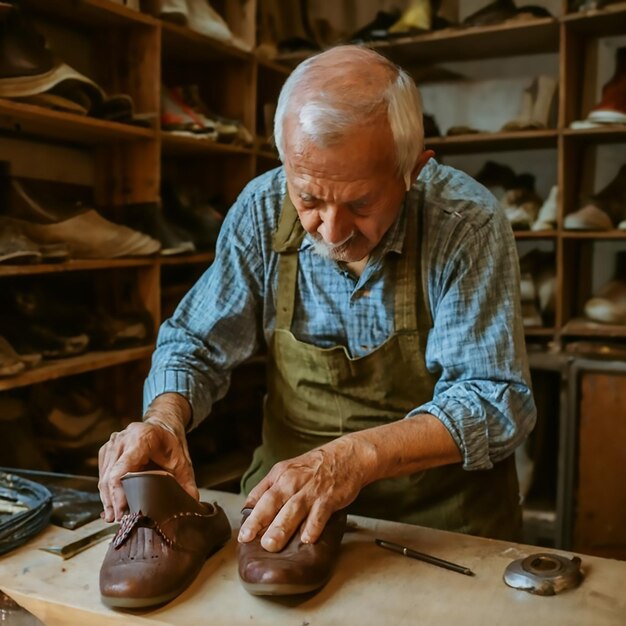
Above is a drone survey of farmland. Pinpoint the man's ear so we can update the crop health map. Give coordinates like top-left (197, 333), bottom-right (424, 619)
top-left (405, 150), bottom-right (436, 190)
top-left (412, 149), bottom-right (435, 179)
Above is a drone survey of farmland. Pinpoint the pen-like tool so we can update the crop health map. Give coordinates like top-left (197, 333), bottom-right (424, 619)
top-left (375, 538), bottom-right (475, 577)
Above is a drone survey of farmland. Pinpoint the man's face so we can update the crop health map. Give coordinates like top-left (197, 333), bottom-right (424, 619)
top-left (283, 117), bottom-right (409, 263)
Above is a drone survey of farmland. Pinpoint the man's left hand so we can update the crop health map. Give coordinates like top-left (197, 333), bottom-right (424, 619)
top-left (238, 435), bottom-right (375, 552)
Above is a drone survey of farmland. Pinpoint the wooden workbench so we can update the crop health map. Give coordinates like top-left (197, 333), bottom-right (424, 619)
top-left (0, 490), bottom-right (624, 625)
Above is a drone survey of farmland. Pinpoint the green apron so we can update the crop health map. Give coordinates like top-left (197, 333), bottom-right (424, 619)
top-left (241, 185), bottom-right (521, 541)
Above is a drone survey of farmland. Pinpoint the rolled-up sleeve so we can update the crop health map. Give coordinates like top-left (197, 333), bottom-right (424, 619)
top-left (409, 206), bottom-right (536, 470)
top-left (143, 191), bottom-right (265, 429)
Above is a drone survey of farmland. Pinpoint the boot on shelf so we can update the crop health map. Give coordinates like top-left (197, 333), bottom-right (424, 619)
top-left (571, 47), bottom-right (626, 128)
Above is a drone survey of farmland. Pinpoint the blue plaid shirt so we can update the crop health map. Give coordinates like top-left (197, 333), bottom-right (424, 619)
top-left (145, 160), bottom-right (536, 471)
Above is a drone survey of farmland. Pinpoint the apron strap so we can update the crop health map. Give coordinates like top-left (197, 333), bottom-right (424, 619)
top-left (394, 186), bottom-right (423, 333)
top-left (273, 192), bottom-right (305, 330)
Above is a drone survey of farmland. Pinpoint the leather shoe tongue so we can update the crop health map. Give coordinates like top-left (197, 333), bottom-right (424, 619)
top-left (122, 471), bottom-right (205, 520)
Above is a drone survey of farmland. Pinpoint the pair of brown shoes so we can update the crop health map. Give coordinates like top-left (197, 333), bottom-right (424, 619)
top-left (99, 471), bottom-right (346, 608)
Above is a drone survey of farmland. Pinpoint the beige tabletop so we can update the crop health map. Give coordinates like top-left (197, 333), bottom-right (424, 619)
top-left (0, 489), bottom-right (624, 626)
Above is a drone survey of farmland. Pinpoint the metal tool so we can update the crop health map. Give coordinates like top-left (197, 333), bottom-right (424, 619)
top-left (40, 524), bottom-right (119, 560)
top-left (503, 552), bottom-right (583, 595)
top-left (374, 538), bottom-right (475, 576)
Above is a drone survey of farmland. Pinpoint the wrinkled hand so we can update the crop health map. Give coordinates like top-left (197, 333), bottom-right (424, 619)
top-left (238, 435), bottom-right (375, 552)
top-left (98, 398), bottom-right (197, 522)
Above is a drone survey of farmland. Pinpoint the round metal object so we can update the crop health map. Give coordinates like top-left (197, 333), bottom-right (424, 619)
top-left (503, 552), bottom-right (583, 596)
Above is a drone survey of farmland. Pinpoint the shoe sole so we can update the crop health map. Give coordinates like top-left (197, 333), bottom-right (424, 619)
top-left (239, 576), bottom-right (329, 596)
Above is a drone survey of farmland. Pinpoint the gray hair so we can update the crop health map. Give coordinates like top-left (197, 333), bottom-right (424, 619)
top-left (274, 46), bottom-right (424, 190)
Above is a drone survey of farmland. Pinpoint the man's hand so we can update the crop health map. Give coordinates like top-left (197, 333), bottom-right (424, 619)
top-left (237, 415), bottom-right (463, 552)
top-left (98, 393), bottom-right (197, 522)
top-left (238, 434), bottom-right (376, 552)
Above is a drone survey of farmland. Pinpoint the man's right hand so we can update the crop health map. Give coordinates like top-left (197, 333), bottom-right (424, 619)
top-left (98, 393), bottom-right (198, 522)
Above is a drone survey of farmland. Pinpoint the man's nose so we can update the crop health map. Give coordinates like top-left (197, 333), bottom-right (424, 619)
top-left (318, 205), bottom-right (353, 245)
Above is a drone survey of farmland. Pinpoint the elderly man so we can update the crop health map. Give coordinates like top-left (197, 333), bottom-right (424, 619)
top-left (98, 46), bottom-right (535, 553)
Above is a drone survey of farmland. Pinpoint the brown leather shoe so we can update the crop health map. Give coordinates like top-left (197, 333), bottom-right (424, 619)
top-left (237, 508), bottom-right (347, 596)
top-left (99, 470), bottom-right (231, 609)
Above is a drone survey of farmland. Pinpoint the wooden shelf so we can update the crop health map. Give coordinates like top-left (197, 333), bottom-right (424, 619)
top-left (0, 258), bottom-right (155, 278)
top-left (369, 18), bottom-right (559, 65)
top-left (275, 18), bottom-right (559, 66)
top-left (160, 132), bottom-right (253, 156)
top-left (0, 99), bottom-right (156, 145)
top-left (562, 2), bottom-right (626, 36)
top-left (561, 230), bottom-right (626, 240)
top-left (515, 231), bottom-right (558, 240)
top-left (525, 327), bottom-right (557, 337)
top-left (426, 129), bottom-right (558, 154)
top-left (0, 346), bottom-right (153, 392)
top-left (161, 21), bottom-right (250, 63)
top-left (159, 251), bottom-right (215, 266)
top-left (562, 126), bottom-right (626, 144)
top-left (22, 0), bottom-right (157, 28)
top-left (562, 318), bottom-right (626, 338)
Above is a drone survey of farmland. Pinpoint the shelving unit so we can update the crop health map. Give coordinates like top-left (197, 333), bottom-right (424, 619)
top-left (0, 0), bottom-right (281, 473)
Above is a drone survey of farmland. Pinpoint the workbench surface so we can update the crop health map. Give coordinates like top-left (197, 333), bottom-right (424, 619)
top-left (0, 489), bottom-right (624, 625)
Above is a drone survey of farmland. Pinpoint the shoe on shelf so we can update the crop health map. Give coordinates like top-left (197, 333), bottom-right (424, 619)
top-left (100, 470), bottom-right (231, 609)
top-left (0, 314), bottom-right (90, 359)
top-left (388, 0), bottom-right (432, 36)
top-left (29, 381), bottom-right (122, 455)
top-left (161, 181), bottom-right (224, 250)
top-left (0, 217), bottom-right (42, 264)
top-left (158, 0), bottom-right (189, 24)
top-left (564, 204), bottom-right (613, 230)
top-left (0, 335), bottom-right (26, 378)
top-left (522, 300), bottom-right (543, 327)
top-left (502, 75), bottom-right (558, 131)
top-left (584, 280), bottom-right (626, 325)
top-left (520, 272), bottom-right (536, 302)
top-left (532, 185), bottom-right (558, 231)
top-left (238, 507), bottom-right (347, 596)
top-left (6, 179), bottom-right (161, 258)
top-left (348, 9), bottom-right (402, 42)
top-left (178, 84), bottom-right (252, 145)
top-left (571, 47), bottom-right (626, 127)
top-left (122, 201), bottom-right (196, 256)
top-left (475, 160), bottom-right (517, 197)
top-left (565, 164), bottom-right (626, 230)
top-left (161, 85), bottom-right (218, 138)
top-left (186, 0), bottom-right (234, 44)
top-left (462, 0), bottom-right (518, 27)
top-left (520, 249), bottom-right (556, 321)
top-left (500, 174), bottom-right (543, 230)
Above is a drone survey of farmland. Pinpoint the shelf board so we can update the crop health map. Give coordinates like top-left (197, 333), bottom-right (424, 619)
top-left (22, 0), bottom-right (157, 28)
top-left (426, 129), bottom-right (558, 154)
top-left (525, 327), bottom-right (557, 337)
top-left (275, 18), bottom-right (559, 67)
top-left (0, 346), bottom-right (153, 392)
top-left (562, 1), bottom-right (626, 36)
top-left (160, 132), bottom-right (253, 156)
top-left (515, 230), bottom-right (558, 240)
top-left (562, 125), bottom-right (626, 144)
top-left (161, 21), bottom-right (250, 63)
top-left (0, 258), bottom-right (155, 277)
top-left (561, 230), bottom-right (626, 239)
top-left (159, 251), bottom-right (215, 266)
top-left (369, 17), bottom-right (559, 65)
top-left (0, 99), bottom-right (156, 145)
top-left (562, 318), bottom-right (626, 338)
